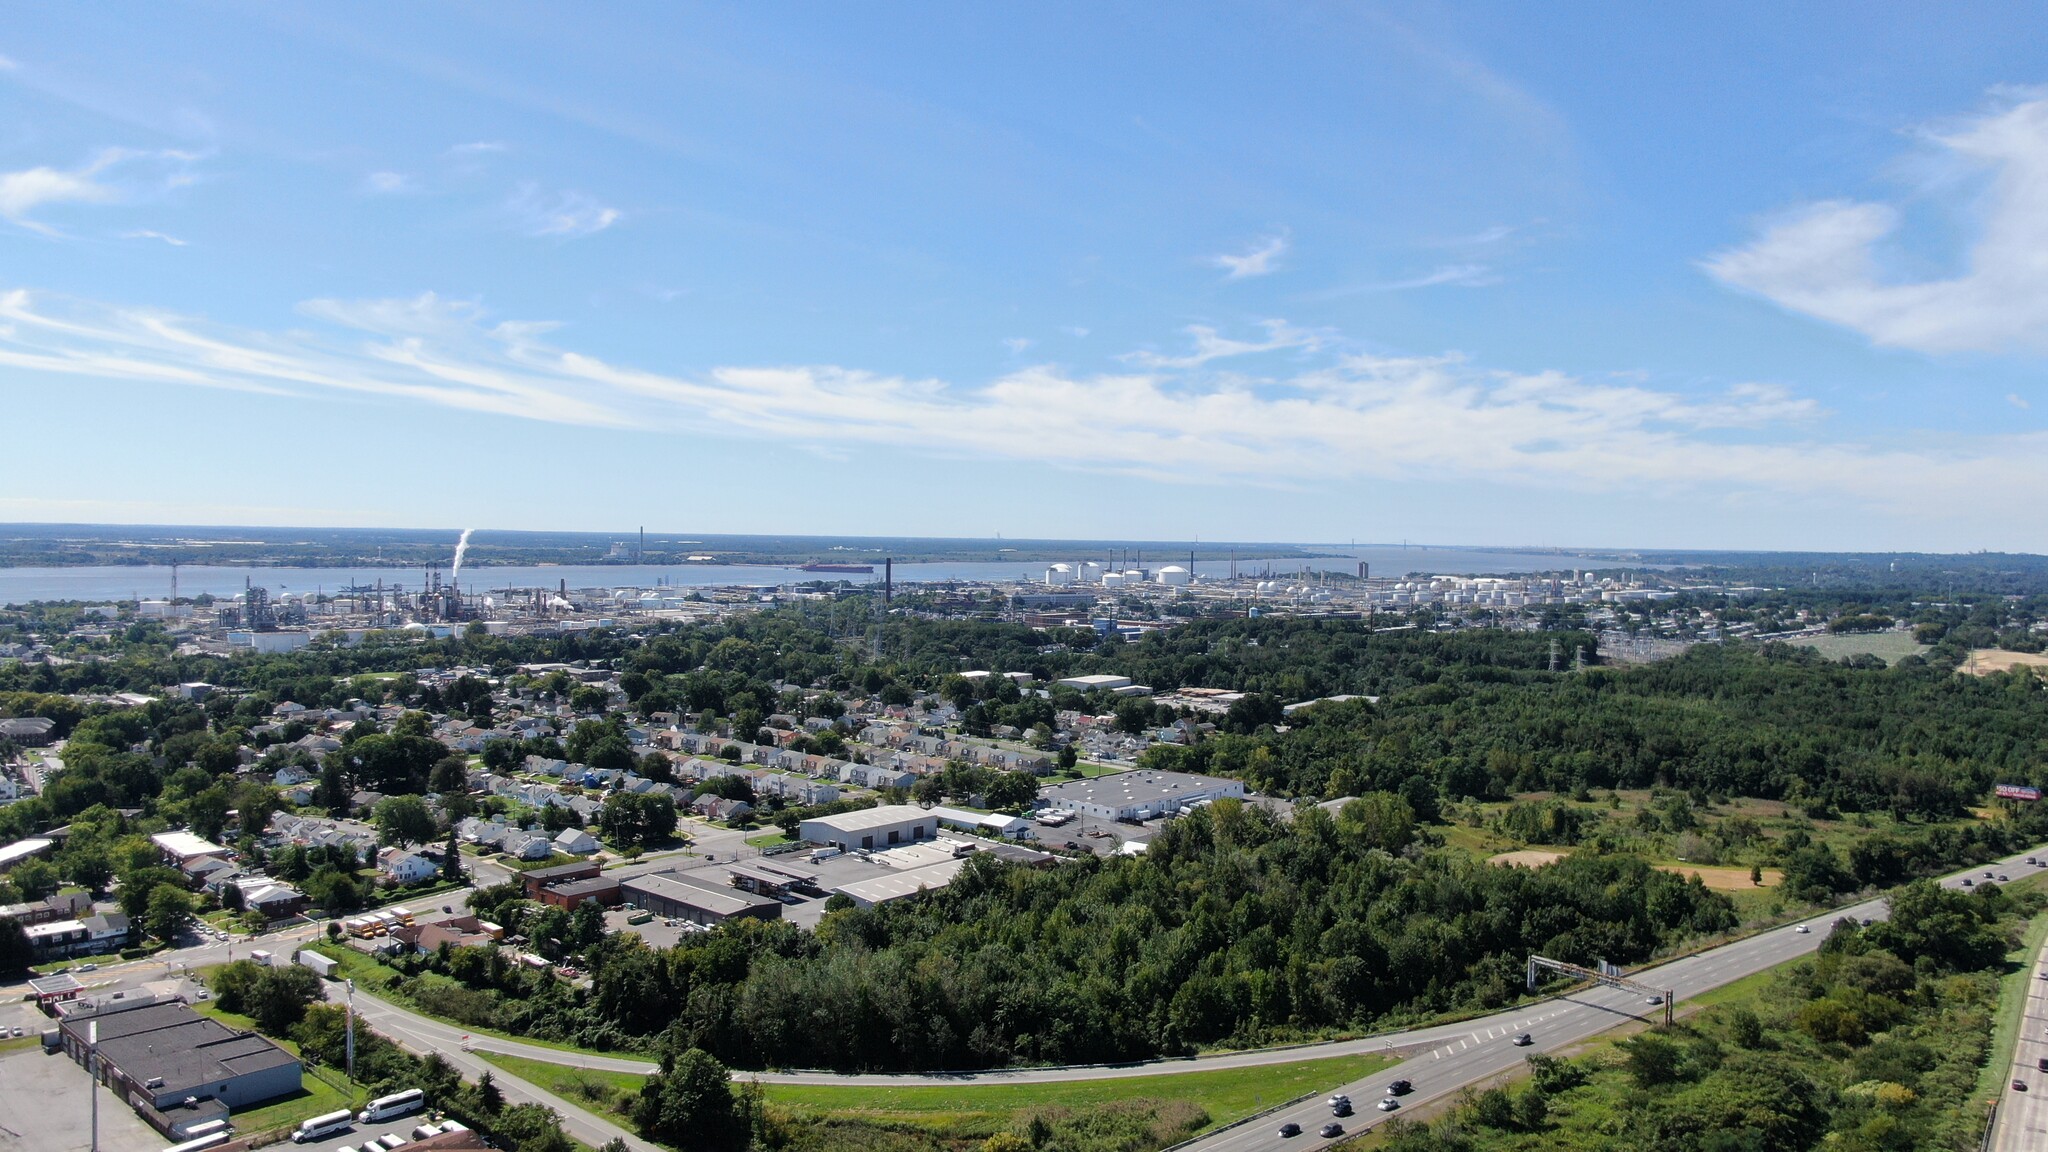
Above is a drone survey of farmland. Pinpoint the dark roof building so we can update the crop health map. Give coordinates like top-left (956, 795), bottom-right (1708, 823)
top-left (58, 997), bottom-right (301, 1113)
top-left (619, 871), bottom-right (782, 926)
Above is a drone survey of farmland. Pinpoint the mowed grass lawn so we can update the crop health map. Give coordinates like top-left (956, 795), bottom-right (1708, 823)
top-left (477, 1049), bottom-right (1394, 1132)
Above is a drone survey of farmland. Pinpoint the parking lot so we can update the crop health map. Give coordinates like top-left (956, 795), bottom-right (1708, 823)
top-left (0, 1041), bottom-right (162, 1152)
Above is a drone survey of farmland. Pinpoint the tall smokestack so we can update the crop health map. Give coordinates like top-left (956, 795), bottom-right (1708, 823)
top-left (884, 558), bottom-right (893, 603)
top-left (1358, 561), bottom-right (1368, 580)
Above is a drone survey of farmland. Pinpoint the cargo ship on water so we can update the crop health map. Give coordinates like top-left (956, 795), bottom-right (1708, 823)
top-left (796, 562), bottom-right (876, 573)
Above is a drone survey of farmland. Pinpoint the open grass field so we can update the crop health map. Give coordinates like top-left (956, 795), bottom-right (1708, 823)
top-left (1788, 630), bottom-right (1930, 664)
top-left (1959, 648), bottom-right (2048, 676)
top-left (477, 1048), bottom-right (1395, 1135)
top-left (1656, 864), bottom-right (1781, 890)
top-left (1488, 849), bottom-right (1568, 868)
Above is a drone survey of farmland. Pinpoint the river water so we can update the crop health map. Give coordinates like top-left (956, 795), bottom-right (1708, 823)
top-left (0, 545), bottom-right (1634, 604)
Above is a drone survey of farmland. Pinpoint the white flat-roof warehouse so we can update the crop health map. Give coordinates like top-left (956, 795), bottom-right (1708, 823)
top-left (1035, 770), bottom-right (1245, 822)
top-left (799, 805), bottom-right (937, 852)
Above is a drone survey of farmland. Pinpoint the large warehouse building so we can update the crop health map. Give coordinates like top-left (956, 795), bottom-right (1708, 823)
top-left (58, 997), bottom-right (302, 1114)
top-left (619, 871), bottom-right (782, 925)
top-left (1035, 770), bottom-right (1246, 822)
top-left (799, 805), bottom-right (938, 852)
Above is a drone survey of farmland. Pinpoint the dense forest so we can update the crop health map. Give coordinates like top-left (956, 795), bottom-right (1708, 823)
top-left (389, 801), bottom-right (1737, 1069)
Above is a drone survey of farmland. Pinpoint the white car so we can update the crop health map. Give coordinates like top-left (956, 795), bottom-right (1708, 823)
top-left (1795, 924), bottom-right (1809, 933)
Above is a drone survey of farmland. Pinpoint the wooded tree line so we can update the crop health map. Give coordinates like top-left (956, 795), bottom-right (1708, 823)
top-left (1144, 643), bottom-right (2048, 819)
top-left (396, 801), bottom-right (1734, 1071)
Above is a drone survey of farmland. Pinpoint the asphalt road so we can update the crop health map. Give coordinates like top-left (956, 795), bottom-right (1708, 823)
top-left (1992, 920), bottom-right (2048, 1152)
top-left (1183, 844), bottom-right (2048, 1152)
top-left (16, 832), bottom-right (2046, 1152)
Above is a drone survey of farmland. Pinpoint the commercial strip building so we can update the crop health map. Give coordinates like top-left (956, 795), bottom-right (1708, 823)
top-left (798, 805), bottom-right (937, 852)
top-left (57, 996), bottom-right (302, 1115)
top-left (619, 871), bottom-right (782, 926)
top-left (1034, 769), bottom-right (1246, 822)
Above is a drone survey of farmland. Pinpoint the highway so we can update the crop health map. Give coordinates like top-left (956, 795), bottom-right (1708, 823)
top-left (1181, 843), bottom-right (2048, 1152)
top-left (1992, 921), bottom-right (2048, 1152)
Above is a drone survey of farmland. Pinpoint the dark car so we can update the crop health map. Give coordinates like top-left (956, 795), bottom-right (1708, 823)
top-left (1513, 1033), bottom-right (1534, 1046)
top-left (1387, 1079), bottom-right (1413, 1095)
top-left (1962, 878), bottom-right (1974, 887)
top-left (1331, 1100), bottom-right (1352, 1117)
top-left (2015, 1079), bottom-right (2029, 1092)
top-left (1278, 1122), bottom-right (1301, 1137)
top-left (2001, 875), bottom-right (2010, 881)
top-left (2036, 1057), bottom-right (2048, 1072)
top-left (1319, 1123), bottom-right (1345, 1138)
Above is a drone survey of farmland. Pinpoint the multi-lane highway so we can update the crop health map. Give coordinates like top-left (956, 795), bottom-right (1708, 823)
top-left (1182, 844), bottom-right (2048, 1152)
top-left (1992, 923), bottom-right (2048, 1152)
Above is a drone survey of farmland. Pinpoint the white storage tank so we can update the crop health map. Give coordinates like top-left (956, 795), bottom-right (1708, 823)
top-left (1156, 565), bottom-right (1190, 586)
top-left (1045, 564), bottom-right (1076, 586)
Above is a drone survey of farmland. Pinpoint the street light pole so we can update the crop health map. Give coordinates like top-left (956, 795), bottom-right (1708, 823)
top-left (345, 978), bottom-right (356, 1082)
top-left (88, 1020), bottom-right (99, 1152)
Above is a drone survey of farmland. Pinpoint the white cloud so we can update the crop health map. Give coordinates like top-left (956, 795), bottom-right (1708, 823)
top-left (4, 284), bottom-right (2048, 534)
top-left (507, 184), bottom-right (620, 238)
top-left (449, 141), bottom-right (507, 155)
top-left (1706, 96), bottom-right (2048, 354)
top-left (1002, 337), bottom-right (1033, 355)
top-left (1124, 321), bottom-right (1327, 369)
top-left (2011, 393), bottom-right (2033, 409)
top-left (1211, 232), bottom-right (1288, 279)
top-left (0, 148), bottom-right (201, 234)
top-left (121, 229), bottom-right (187, 247)
top-left (364, 171), bottom-right (410, 194)
top-left (0, 164), bottom-right (115, 227)
top-left (1311, 264), bottom-right (1501, 298)
top-left (1062, 326), bottom-right (1090, 338)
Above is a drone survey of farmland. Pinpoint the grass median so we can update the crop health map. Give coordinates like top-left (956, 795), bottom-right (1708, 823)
top-left (477, 1048), bottom-right (1394, 1136)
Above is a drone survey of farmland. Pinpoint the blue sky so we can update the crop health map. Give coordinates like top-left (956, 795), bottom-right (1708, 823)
top-left (4, 4), bottom-right (2048, 550)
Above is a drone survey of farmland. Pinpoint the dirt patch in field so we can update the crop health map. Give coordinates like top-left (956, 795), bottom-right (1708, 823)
top-left (1661, 864), bottom-right (1781, 890)
top-left (1488, 849), bottom-right (1568, 869)
top-left (1959, 649), bottom-right (2048, 676)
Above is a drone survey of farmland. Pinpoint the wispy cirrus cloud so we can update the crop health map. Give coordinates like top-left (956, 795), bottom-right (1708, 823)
top-left (363, 171), bottom-right (411, 194)
top-left (1210, 232), bottom-right (1288, 279)
top-left (2, 285), bottom-right (2045, 533)
top-left (506, 183), bottom-right (619, 238)
top-left (1706, 95), bottom-right (2048, 354)
top-left (1123, 320), bottom-right (1328, 369)
top-left (0, 148), bottom-right (202, 235)
top-left (121, 229), bottom-right (187, 247)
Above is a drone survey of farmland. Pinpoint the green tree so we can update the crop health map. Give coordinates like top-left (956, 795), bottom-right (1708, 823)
top-left (632, 1048), bottom-right (747, 1151)
top-left (441, 830), bottom-right (465, 883)
top-left (374, 794), bottom-right (439, 848)
top-left (0, 918), bottom-right (34, 974)
top-left (247, 964), bottom-right (323, 1034)
top-left (144, 884), bottom-right (193, 944)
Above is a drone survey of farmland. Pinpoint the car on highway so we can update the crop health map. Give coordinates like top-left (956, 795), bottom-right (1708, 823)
top-left (1513, 1033), bottom-right (1533, 1046)
top-left (2014, 1079), bottom-right (2029, 1092)
top-left (2000, 874), bottom-right (2010, 881)
top-left (1277, 1122), bottom-right (1300, 1137)
top-left (1387, 1079), bottom-right (1412, 1095)
top-left (1331, 1099), bottom-right (1352, 1116)
top-left (1378, 1097), bottom-right (1401, 1111)
top-left (2036, 1057), bottom-right (2048, 1072)
top-left (2029, 857), bottom-right (2039, 865)
top-left (1319, 1123), bottom-right (1345, 1138)
top-left (1795, 924), bottom-right (1809, 933)
top-left (77, 963), bottom-right (96, 972)
top-left (1646, 994), bottom-right (1664, 1005)
top-left (1962, 878), bottom-right (1974, 887)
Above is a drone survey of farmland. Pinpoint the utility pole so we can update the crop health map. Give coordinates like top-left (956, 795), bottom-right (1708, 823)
top-left (345, 979), bottom-right (356, 1081)
top-left (88, 1020), bottom-right (99, 1152)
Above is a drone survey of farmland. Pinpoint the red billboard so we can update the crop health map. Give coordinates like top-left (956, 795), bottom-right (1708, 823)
top-left (1995, 784), bottom-right (2042, 802)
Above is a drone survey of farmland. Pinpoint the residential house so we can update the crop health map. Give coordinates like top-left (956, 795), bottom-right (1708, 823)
top-left (377, 848), bottom-right (438, 885)
top-left (552, 828), bottom-right (599, 855)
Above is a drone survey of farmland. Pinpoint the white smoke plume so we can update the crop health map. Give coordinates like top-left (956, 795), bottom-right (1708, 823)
top-left (452, 528), bottom-right (475, 585)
